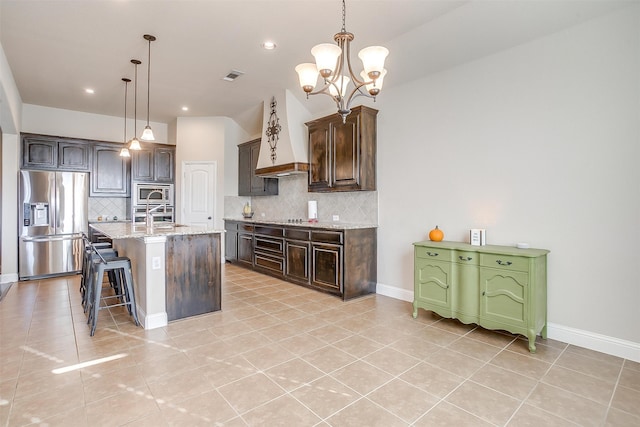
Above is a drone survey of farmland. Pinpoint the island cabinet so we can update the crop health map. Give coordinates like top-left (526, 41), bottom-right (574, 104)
top-left (165, 234), bottom-right (221, 321)
top-left (224, 220), bottom-right (377, 300)
top-left (306, 105), bottom-right (377, 192)
top-left (238, 139), bottom-right (278, 196)
top-left (91, 143), bottom-right (130, 197)
top-left (22, 133), bottom-right (91, 171)
top-left (413, 241), bottom-right (549, 352)
top-left (132, 144), bottom-right (175, 183)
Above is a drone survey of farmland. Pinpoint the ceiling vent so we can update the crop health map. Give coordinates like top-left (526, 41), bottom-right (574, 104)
top-left (222, 69), bottom-right (245, 82)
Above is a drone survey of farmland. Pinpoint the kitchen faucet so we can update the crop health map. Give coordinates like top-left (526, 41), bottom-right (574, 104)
top-left (145, 190), bottom-right (166, 231)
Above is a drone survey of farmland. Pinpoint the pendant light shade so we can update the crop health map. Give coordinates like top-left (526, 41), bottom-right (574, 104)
top-left (129, 59), bottom-right (142, 150)
top-left (140, 34), bottom-right (156, 141)
top-left (120, 77), bottom-right (131, 157)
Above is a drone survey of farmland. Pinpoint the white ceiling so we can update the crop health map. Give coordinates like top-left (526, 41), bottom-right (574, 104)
top-left (1, 0), bottom-right (634, 129)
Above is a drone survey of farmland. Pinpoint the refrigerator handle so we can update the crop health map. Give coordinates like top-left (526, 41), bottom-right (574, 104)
top-left (55, 174), bottom-right (61, 230)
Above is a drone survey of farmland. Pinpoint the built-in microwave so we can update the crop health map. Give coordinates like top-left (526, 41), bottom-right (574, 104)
top-left (133, 182), bottom-right (174, 206)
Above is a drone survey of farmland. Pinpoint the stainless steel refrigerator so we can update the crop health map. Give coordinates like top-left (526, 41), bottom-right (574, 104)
top-left (19, 170), bottom-right (88, 280)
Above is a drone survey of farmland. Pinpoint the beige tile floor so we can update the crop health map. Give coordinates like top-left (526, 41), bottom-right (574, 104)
top-left (1, 263), bottom-right (639, 426)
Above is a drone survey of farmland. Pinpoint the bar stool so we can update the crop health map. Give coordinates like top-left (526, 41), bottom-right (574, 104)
top-left (80, 235), bottom-right (118, 312)
top-left (85, 244), bottom-right (139, 336)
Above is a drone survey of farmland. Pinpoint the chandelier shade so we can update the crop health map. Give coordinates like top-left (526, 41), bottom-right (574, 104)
top-left (295, 0), bottom-right (389, 122)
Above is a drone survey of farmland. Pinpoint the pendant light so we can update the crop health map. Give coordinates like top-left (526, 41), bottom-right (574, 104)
top-left (140, 34), bottom-right (156, 141)
top-left (119, 78), bottom-right (132, 157)
top-left (128, 59), bottom-right (142, 150)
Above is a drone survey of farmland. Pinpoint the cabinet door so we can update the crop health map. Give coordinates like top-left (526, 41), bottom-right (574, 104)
top-left (308, 122), bottom-right (331, 191)
top-left (132, 147), bottom-right (154, 181)
top-left (480, 268), bottom-right (529, 330)
top-left (224, 227), bottom-right (238, 262)
top-left (154, 147), bottom-right (175, 182)
top-left (311, 242), bottom-right (342, 294)
top-left (285, 240), bottom-right (310, 284)
top-left (332, 115), bottom-right (359, 189)
top-left (237, 232), bottom-right (254, 266)
top-left (91, 144), bottom-right (130, 197)
top-left (414, 258), bottom-right (452, 313)
top-left (58, 141), bottom-right (90, 170)
top-left (22, 136), bottom-right (57, 169)
top-left (238, 139), bottom-right (278, 196)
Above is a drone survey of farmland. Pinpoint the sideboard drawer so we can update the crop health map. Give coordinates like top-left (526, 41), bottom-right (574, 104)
top-left (415, 246), bottom-right (453, 261)
top-left (480, 253), bottom-right (529, 272)
top-left (453, 250), bottom-right (479, 265)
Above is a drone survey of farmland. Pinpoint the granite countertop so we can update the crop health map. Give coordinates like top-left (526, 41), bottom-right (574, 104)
top-left (90, 221), bottom-right (223, 239)
top-left (224, 217), bottom-right (377, 230)
top-left (89, 219), bottom-right (131, 224)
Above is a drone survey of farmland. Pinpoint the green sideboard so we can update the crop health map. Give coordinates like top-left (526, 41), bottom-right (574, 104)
top-left (413, 240), bottom-right (549, 352)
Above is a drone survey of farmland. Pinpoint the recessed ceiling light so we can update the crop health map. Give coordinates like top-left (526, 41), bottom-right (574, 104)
top-left (85, 88), bottom-right (95, 94)
top-left (181, 106), bottom-right (189, 111)
top-left (262, 41), bottom-right (276, 50)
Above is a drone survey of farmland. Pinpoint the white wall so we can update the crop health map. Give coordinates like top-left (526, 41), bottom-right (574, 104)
top-left (22, 104), bottom-right (169, 144)
top-left (174, 116), bottom-right (248, 231)
top-left (0, 42), bottom-right (21, 282)
top-left (377, 5), bottom-right (640, 359)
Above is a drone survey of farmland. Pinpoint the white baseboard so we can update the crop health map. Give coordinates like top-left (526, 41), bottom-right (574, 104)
top-left (136, 305), bottom-right (168, 330)
top-left (0, 273), bottom-right (18, 284)
top-left (376, 282), bottom-right (413, 302)
top-left (375, 284), bottom-right (640, 363)
top-left (547, 322), bottom-right (640, 363)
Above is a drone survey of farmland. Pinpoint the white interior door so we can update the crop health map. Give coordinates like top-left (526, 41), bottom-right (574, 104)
top-left (182, 161), bottom-right (216, 228)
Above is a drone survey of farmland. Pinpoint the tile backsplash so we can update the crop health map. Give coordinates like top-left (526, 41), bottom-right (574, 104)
top-left (88, 197), bottom-right (130, 221)
top-left (225, 174), bottom-right (378, 224)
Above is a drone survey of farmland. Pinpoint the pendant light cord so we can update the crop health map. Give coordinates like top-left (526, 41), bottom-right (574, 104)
top-left (341, 0), bottom-right (346, 32)
top-left (146, 38), bottom-right (151, 126)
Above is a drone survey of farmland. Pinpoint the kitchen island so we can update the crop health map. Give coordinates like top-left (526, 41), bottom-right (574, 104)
top-left (89, 222), bottom-right (224, 329)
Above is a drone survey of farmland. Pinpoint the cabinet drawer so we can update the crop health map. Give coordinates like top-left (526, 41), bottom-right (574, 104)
top-left (240, 224), bottom-right (254, 232)
top-left (255, 236), bottom-right (284, 256)
top-left (255, 226), bottom-right (284, 237)
top-left (225, 221), bottom-right (238, 231)
top-left (454, 250), bottom-right (479, 265)
top-left (480, 253), bottom-right (529, 272)
top-left (254, 254), bottom-right (284, 274)
top-left (311, 230), bottom-right (344, 244)
top-left (415, 246), bottom-right (452, 261)
top-left (285, 228), bottom-right (310, 241)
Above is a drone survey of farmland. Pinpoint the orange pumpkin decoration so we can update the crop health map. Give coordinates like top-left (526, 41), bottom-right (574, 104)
top-left (429, 226), bottom-right (444, 242)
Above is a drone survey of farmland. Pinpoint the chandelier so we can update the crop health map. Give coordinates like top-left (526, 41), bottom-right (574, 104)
top-left (295, 0), bottom-right (388, 123)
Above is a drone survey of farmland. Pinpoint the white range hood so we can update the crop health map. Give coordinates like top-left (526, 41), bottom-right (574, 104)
top-left (255, 90), bottom-right (312, 177)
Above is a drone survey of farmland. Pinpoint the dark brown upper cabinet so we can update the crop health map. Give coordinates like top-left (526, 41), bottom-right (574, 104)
top-left (22, 133), bottom-right (90, 171)
top-left (238, 138), bottom-right (278, 197)
top-left (131, 144), bottom-right (175, 183)
top-left (91, 143), bottom-right (130, 197)
top-left (306, 105), bottom-right (377, 192)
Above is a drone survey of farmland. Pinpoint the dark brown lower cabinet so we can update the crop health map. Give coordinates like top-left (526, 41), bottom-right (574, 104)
top-left (237, 231), bottom-right (254, 266)
top-left (285, 240), bottom-right (311, 285)
top-left (311, 243), bottom-right (342, 293)
top-left (224, 220), bottom-right (376, 300)
top-left (165, 234), bottom-right (221, 321)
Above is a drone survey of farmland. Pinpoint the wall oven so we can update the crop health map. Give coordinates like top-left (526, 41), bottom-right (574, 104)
top-left (133, 183), bottom-right (174, 206)
top-left (132, 205), bottom-right (174, 224)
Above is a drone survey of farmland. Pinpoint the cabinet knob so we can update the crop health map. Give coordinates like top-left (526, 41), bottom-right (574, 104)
top-left (459, 256), bottom-right (472, 261)
top-left (496, 260), bottom-right (512, 266)
top-left (426, 252), bottom-right (438, 257)
top-left (482, 291), bottom-right (486, 296)
top-left (208, 216), bottom-right (212, 220)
